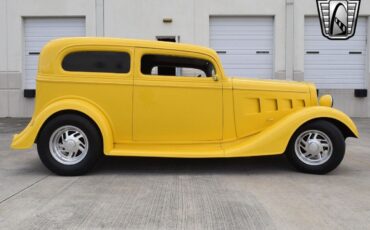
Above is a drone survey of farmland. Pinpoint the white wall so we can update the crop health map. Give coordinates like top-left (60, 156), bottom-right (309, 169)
top-left (0, 0), bottom-right (369, 117)
top-left (104, 0), bottom-right (195, 42)
top-left (0, 0), bottom-right (8, 117)
top-left (0, 0), bottom-right (97, 117)
top-left (294, 0), bottom-right (370, 117)
top-left (104, 0), bottom-right (286, 79)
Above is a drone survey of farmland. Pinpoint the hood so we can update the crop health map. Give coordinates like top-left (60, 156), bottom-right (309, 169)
top-left (231, 77), bottom-right (311, 93)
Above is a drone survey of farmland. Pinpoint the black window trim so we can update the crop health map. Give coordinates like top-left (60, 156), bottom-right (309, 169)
top-left (61, 50), bottom-right (132, 75)
top-left (139, 52), bottom-right (218, 79)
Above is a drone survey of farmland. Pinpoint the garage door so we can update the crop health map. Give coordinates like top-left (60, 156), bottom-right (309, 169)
top-left (24, 18), bottom-right (85, 89)
top-left (304, 17), bottom-right (367, 89)
top-left (210, 16), bottom-right (274, 79)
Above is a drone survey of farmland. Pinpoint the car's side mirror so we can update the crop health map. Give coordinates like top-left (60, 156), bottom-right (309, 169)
top-left (212, 75), bottom-right (219, 81)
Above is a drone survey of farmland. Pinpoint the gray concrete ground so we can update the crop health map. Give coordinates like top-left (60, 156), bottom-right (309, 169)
top-left (0, 118), bottom-right (369, 230)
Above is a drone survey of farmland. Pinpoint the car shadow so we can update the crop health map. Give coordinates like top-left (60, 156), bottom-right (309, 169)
top-left (92, 155), bottom-right (294, 176)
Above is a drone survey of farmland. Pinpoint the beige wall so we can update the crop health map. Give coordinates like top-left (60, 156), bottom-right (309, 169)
top-left (293, 0), bottom-right (370, 117)
top-left (0, 0), bottom-right (97, 117)
top-left (0, 0), bottom-right (369, 117)
top-left (104, 0), bottom-right (286, 79)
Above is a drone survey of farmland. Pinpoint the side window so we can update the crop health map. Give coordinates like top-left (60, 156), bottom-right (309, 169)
top-left (141, 54), bottom-right (215, 77)
top-left (62, 51), bottom-right (130, 73)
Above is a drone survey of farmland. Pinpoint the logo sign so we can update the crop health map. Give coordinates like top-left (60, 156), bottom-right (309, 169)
top-left (316, 0), bottom-right (361, 40)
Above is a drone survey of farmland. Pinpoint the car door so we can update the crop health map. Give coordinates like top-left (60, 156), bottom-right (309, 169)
top-left (133, 48), bottom-right (223, 143)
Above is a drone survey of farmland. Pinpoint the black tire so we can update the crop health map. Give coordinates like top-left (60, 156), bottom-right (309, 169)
top-left (286, 120), bottom-right (345, 174)
top-left (37, 114), bottom-right (102, 176)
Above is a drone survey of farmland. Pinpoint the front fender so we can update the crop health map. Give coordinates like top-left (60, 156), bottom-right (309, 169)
top-left (223, 106), bottom-right (359, 157)
top-left (11, 98), bottom-right (114, 154)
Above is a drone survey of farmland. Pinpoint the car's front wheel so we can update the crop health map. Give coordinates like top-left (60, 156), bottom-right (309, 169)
top-left (37, 114), bottom-right (102, 176)
top-left (286, 120), bottom-right (345, 174)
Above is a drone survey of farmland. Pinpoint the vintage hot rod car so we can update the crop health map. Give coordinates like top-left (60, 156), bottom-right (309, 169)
top-left (11, 37), bottom-right (358, 175)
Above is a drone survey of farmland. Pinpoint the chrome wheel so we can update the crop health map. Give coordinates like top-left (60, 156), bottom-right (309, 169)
top-left (49, 125), bottom-right (89, 165)
top-left (294, 130), bottom-right (333, 166)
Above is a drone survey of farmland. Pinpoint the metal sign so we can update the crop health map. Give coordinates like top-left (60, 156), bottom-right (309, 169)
top-left (317, 0), bottom-right (361, 40)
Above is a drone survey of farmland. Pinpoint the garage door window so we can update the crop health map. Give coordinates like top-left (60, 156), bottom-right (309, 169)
top-left (62, 51), bottom-right (130, 73)
top-left (141, 54), bottom-right (215, 77)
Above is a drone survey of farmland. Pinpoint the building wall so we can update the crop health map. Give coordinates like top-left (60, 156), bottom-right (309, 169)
top-left (0, 0), bottom-right (369, 117)
top-left (0, 0), bottom-right (97, 117)
top-left (294, 0), bottom-right (370, 117)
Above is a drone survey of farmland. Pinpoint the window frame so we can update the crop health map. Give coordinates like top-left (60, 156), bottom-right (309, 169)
top-left (62, 51), bottom-right (131, 74)
top-left (141, 54), bottom-right (215, 78)
top-left (57, 45), bottom-right (134, 79)
top-left (136, 48), bottom-right (222, 82)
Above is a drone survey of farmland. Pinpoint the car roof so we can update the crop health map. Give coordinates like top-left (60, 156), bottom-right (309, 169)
top-left (38, 37), bottom-right (219, 74)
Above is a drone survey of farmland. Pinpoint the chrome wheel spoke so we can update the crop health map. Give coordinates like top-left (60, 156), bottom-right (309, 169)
top-left (49, 125), bottom-right (89, 165)
top-left (78, 145), bottom-right (85, 152)
top-left (321, 143), bottom-right (330, 148)
top-left (294, 130), bottom-right (333, 166)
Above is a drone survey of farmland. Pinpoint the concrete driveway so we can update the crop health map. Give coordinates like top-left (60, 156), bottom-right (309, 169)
top-left (0, 118), bottom-right (369, 230)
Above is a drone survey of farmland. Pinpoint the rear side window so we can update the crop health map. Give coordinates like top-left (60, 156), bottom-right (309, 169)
top-left (62, 51), bottom-right (130, 73)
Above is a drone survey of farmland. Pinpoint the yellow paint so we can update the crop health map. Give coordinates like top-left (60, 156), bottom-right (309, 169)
top-left (11, 37), bottom-right (359, 158)
top-left (319, 95), bottom-right (333, 107)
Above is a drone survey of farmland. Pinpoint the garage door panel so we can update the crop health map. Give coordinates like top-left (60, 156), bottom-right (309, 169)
top-left (221, 49), bottom-right (273, 55)
top-left (304, 35), bottom-right (367, 41)
top-left (305, 41), bottom-right (366, 49)
top-left (25, 36), bottom-right (73, 42)
top-left (211, 40), bottom-right (272, 49)
top-left (305, 64), bottom-right (365, 70)
top-left (25, 29), bottom-right (85, 37)
top-left (223, 64), bottom-right (273, 69)
top-left (25, 64), bottom-right (38, 70)
top-left (308, 78), bottom-right (364, 84)
top-left (304, 28), bottom-right (368, 36)
top-left (305, 49), bottom-right (366, 55)
top-left (25, 23), bottom-right (85, 28)
top-left (220, 55), bottom-right (272, 64)
top-left (210, 17), bottom-right (273, 25)
top-left (224, 68), bottom-right (273, 78)
top-left (305, 46), bottom-right (366, 51)
top-left (305, 69), bottom-right (365, 76)
top-left (210, 35), bottom-right (273, 40)
top-left (317, 83), bottom-right (363, 88)
top-left (304, 25), bottom-right (367, 34)
top-left (25, 55), bottom-right (39, 62)
top-left (24, 17), bottom-right (85, 89)
top-left (306, 74), bottom-right (365, 79)
top-left (210, 16), bottom-right (274, 79)
top-left (211, 30), bottom-right (273, 36)
top-left (304, 16), bottom-right (367, 89)
top-left (305, 55), bottom-right (365, 65)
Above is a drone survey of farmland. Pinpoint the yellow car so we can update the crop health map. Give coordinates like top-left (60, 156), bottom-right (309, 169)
top-left (11, 37), bottom-right (358, 175)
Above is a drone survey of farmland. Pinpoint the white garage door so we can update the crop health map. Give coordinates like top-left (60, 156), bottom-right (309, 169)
top-left (210, 16), bottom-right (274, 79)
top-left (304, 17), bottom-right (367, 89)
top-left (24, 17), bottom-right (85, 89)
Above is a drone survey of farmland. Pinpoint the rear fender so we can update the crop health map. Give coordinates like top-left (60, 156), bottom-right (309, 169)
top-left (11, 98), bottom-right (114, 154)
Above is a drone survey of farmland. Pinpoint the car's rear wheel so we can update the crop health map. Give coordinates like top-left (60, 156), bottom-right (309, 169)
top-left (286, 120), bottom-right (345, 174)
top-left (37, 114), bottom-right (102, 176)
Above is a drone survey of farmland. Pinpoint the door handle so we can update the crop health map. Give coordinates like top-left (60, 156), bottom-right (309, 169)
top-left (28, 52), bottom-right (40, 55)
top-left (216, 51), bottom-right (227, 54)
top-left (256, 51), bottom-right (270, 54)
top-left (306, 51), bottom-right (320, 54)
top-left (349, 51), bottom-right (362, 54)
